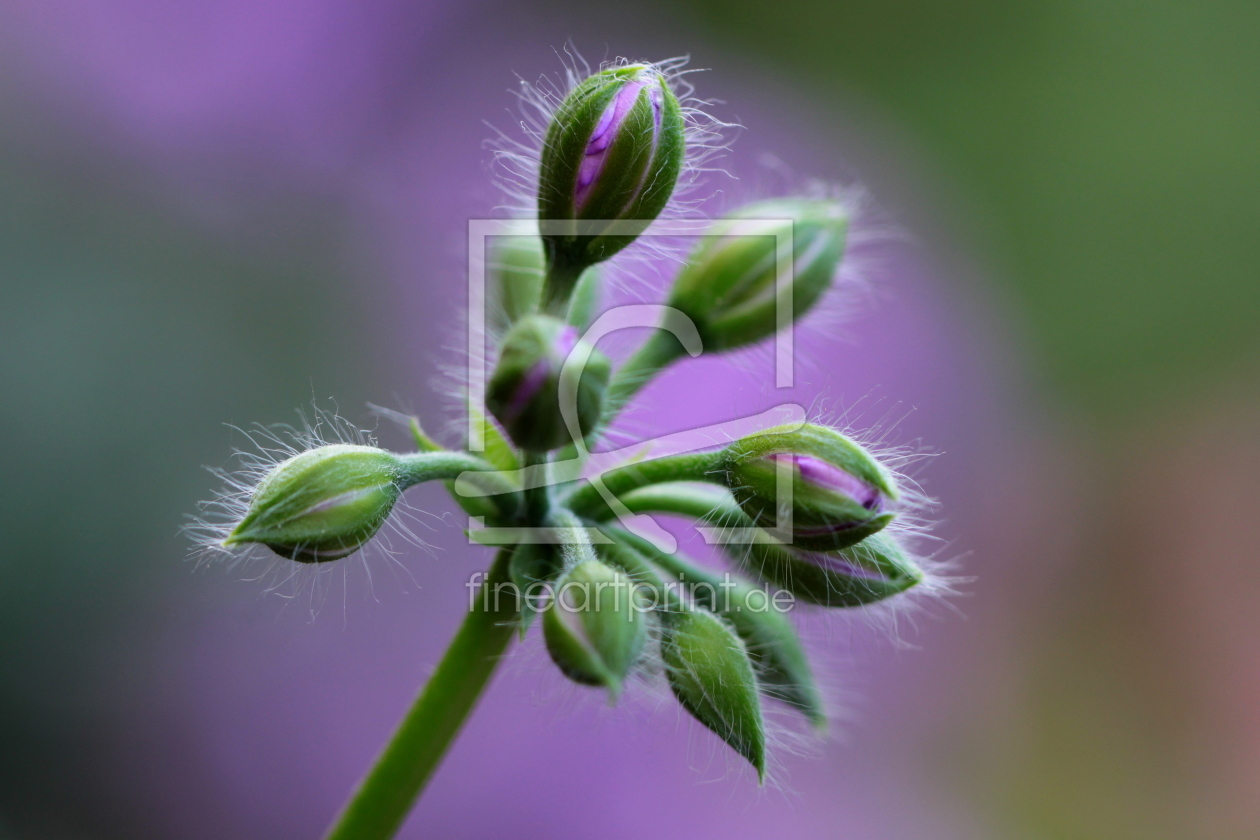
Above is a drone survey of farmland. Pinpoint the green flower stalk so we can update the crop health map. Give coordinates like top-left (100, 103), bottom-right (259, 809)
top-left (563, 423), bottom-right (898, 551)
top-left (193, 55), bottom-right (946, 840)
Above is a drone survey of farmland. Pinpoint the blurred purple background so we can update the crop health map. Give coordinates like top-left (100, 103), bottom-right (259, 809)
top-left (2, 2), bottom-right (1257, 839)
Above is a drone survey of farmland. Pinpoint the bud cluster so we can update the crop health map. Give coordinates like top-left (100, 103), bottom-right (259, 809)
top-left (196, 55), bottom-right (945, 827)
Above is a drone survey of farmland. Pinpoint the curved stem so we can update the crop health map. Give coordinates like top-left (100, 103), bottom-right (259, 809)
top-left (399, 451), bottom-right (522, 522)
top-left (609, 481), bottom-right (745, 524)
top-left (565, 451), bottom-right (726, 520)
top-left (398, 451), bottom-right (516, 496)
top-left (322, 548), bottom-right (520, 840)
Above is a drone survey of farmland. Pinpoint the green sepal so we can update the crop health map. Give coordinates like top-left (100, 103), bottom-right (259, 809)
top-left (408, 417), bottom-right (441, 453)
top-left (661, 608), bottom-right (767, 781)
top-left (469, 404), bottom-right (519, 473)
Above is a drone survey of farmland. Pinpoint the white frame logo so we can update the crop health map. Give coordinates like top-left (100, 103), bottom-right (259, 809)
top-left (460, 218), bottom-right (807, 553)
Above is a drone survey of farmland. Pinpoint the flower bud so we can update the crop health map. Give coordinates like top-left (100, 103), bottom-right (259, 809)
top-left (224, 444), bottom-right (401, 563)
top-left (667, 198), bottom-right (847, 352)
top-left (679, 567), bottom-right (824, 727)
top-left (485, 314), bottom-right (610, 452)
top-left (661, 609), bottom-right (766, 781)
top-left (722, 423), bottom-right (897, 551)
top-left (543, 560), bottom-right (648, 698)
top-left (538, 64), bottom-right (685, 273)
top-left (743, 531), bottom-right (923, 607)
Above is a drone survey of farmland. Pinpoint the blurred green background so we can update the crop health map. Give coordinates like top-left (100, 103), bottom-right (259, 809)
top-left (640, 0), bottom-right (1258, 418)
top-left (1, 1), bottom-right (1257, 838)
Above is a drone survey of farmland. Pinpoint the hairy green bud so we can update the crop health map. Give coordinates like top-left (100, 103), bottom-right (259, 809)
top-left (743, 531), bottom-right (923, 607)
top-left (486, 314), bottom-right (610, 452)
top-left (538, 64), bottom-right (685, 282)
top-left (225, 444), bottom-right (402, 563)
top-left (661, 609), bottom-right (766, 781)
top-left (543, 559), bottom-right (648, 698)
top-left (723, 423), bottom-right (897, 551)
top-left (610, 527), bottom-right (826, 728)
top-left (668, 198), bottom-right (847, 352)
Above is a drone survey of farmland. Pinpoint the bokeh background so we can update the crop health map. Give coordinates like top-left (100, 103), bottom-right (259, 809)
top-left (1, 2), bottom-right (1257, 838)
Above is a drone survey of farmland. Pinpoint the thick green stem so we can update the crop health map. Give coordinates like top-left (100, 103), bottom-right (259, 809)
top-left (322, 548), bottom-right (520, 840)
top-left (399, 452), bottom-right (520, 502)
top-left (400, 438), bottom-right (509, 521)
top-left (566, 451), bottom-right (726, 520)
top-left (401, 451), bottom-right (523, 523)
top-left (396, 451), bottom-right (497, 486)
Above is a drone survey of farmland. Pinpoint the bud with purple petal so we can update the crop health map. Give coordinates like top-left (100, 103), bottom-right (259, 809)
top-left (741, 531), bottom-right (923, 607)
top-left (537, 64), bottom-right (685, 306)
top-left (722, 423), bottom-right (898, 551)
top-left (485, 314), bottom-right (610, 452)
